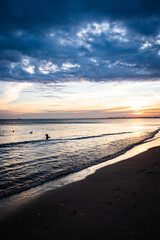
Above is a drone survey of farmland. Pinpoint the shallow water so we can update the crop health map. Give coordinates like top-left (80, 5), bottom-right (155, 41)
top-left (0, 118), bottom-right (160, 198)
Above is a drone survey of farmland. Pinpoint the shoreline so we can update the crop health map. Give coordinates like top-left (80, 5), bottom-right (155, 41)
top-left (1, 145), bottom-right (160, 239)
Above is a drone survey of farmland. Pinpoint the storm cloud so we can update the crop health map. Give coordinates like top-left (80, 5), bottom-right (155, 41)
top-left (1, 0), bottom-right (160, 83)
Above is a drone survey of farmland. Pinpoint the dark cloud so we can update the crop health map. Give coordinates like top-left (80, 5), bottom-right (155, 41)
top-left (0, 0), bottom-right (160, 83)
top-left (1, 0), bottom-right (160, 29)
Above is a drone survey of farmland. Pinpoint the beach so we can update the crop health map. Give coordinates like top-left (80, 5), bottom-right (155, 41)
top-left (1, 0), bottom-right (160, 239)
top-left (0, 146), bottom-right (160, 240)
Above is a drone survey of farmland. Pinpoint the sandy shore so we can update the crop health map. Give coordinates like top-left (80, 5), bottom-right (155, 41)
top-left (1, 146), bottom-right (160, 240)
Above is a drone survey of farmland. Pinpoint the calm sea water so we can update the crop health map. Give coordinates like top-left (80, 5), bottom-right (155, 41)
top-left (0, 118), bottom-right (160, 199)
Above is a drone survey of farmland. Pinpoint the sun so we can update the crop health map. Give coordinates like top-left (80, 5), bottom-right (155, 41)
top-left (128, 100), bottom-right (148, 115)
top-left (129, 101), bottom-right (144, 110)
top-left (133, 112), bottom-right (142, 115)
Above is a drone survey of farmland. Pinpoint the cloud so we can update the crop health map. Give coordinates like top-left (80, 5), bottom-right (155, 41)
top-left (140, 41), bottom-right (152, 50)
top-left (39, 61), bottom-right (59, 74)
top-left (0, 82), bottom-right (33, 106)
top-left (62, 63), bottom-right (80, 71)
top-left (0, 0), bottom-right (160, 83)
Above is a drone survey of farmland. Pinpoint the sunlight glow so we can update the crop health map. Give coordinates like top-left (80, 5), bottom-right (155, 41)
top-left (128, 100), bottom-right (148, 111)
top-left (0, 81), bottom-right (160, 118)
top-left (133, 112), bottom-right (142, 115)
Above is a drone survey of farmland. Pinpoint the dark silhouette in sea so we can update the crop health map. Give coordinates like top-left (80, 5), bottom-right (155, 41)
top-left (45, 134), bottom-right (50, 140)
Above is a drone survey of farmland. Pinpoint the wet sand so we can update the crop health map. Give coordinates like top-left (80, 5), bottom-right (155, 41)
top-left (1, 146), bottom-right (160, 240)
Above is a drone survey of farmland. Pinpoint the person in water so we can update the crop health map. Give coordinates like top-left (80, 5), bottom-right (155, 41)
top-left (45, 134), bottom-right (50, 140)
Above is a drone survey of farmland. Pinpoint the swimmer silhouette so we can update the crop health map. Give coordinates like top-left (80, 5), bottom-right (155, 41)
top-left (45, 134), bottom-right (50, 140)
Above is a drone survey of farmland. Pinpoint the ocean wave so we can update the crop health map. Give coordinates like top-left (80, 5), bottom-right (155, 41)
top-left (0, 131), bottom-right (132, 148)
top-left (0, 155), bottom-right (59, 172)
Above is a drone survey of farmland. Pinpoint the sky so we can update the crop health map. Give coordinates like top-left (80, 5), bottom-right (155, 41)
top-left (0, 0), bottom-right (160, 118)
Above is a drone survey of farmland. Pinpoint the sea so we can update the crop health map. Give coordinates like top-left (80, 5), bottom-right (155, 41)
top-left (0, 118), bottom-right (160, 200)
